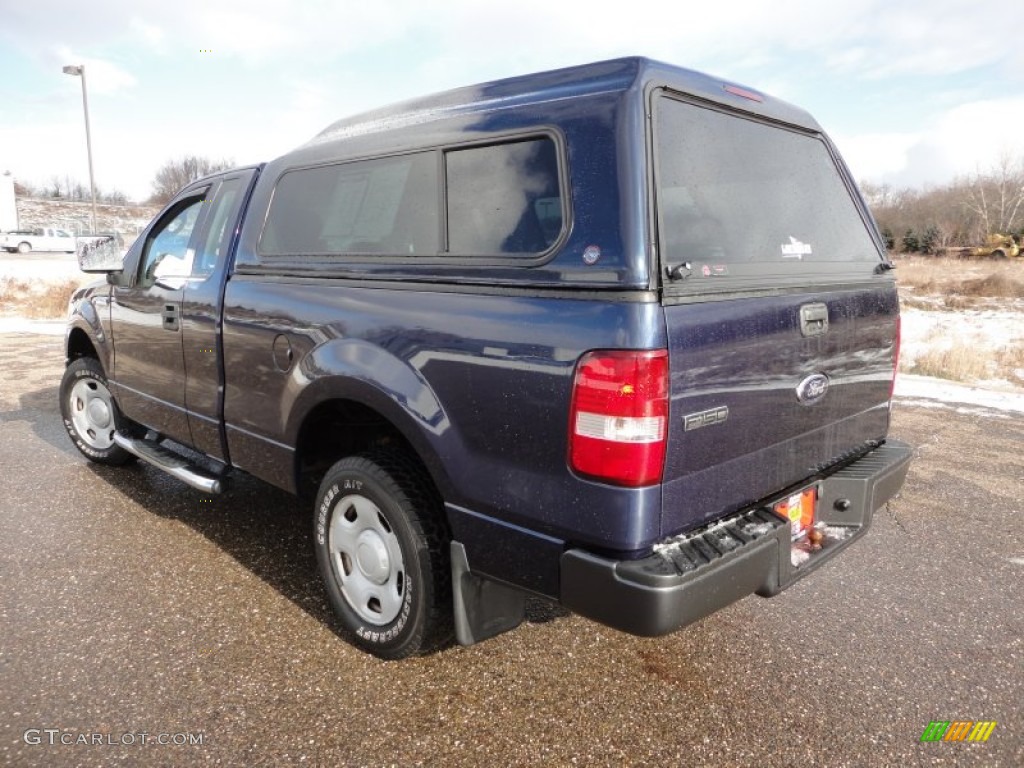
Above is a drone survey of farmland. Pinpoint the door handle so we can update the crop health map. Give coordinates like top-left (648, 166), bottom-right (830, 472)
top-left (162, 303), bottom-right (179, 332)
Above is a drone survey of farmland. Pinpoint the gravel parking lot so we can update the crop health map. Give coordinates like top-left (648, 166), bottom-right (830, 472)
top-left (1, 331), bottom-right (1021, 767)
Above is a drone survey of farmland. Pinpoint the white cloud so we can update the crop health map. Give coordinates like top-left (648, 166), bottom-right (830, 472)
top-left (3, 0), bottom-right (1023, 201)
top-left (7, 1), bottom-right (1022, 79)
top-left (836, 132), bottom-right (924, 182)
top-left (0, 121), bottom-right (86, 182)
top-left (838, 97), bottom-right (1024, 187)
top-left (129, 18), bottom-right (165, 51)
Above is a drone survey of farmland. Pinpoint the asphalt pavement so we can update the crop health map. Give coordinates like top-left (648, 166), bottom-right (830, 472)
top-left (1, 331), bottom-right (1020, 767)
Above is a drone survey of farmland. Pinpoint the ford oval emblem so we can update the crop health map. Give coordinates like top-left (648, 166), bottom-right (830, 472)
top-left (796, 373), bottom-right (830, 405)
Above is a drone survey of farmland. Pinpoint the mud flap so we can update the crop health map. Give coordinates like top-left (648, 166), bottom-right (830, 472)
top-left (451, 542), bottom-right (526, 646)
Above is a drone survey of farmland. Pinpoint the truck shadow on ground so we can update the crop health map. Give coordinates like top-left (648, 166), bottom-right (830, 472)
top-left (3, 383), bottom-right (76, 456)
top-left (81, 442), bottom-right (568, 648)
top-left (9, 378), bottom-right (569, 647)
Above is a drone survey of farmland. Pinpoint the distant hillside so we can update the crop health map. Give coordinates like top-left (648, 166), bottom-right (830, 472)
top-left (14, 198), bottom-right (160, 241)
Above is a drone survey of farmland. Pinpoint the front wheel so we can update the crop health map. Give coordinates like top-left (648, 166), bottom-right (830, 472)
top-left (16, 241), bottom-right (31, 254)
top-left (59, 357), bottom-right (136, 465)
top-left (314, 453), bottom-right (452, 659)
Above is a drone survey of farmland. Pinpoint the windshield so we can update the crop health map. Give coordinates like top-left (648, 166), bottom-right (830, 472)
top-left (654, 95), bottom-right (881, 276)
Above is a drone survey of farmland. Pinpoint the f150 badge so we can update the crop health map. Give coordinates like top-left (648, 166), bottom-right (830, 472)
top-left (796, 373), bottom-right (830, 405)
top-left (683, 406), bottom-right (729, 431)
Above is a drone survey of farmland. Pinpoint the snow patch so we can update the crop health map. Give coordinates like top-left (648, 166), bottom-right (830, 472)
top-left (0, 318), bottom-right (66, 336)
top-left (894, 374), bottom-right (1024, 414)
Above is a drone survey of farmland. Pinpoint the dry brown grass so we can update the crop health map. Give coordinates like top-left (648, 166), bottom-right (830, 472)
top-left (0, 278), bottom-right (81, 319)
top-left (959, 273), bottom-right (1024, 298)
top-left (907, 343), bottom-right (994, 382)
top-left (0, 276), bottom-right (32, 297)
top-left (996, 346), bottom-right (1024, 382)
top-left (908, 342), bottom-right (1024, 385)
top-left (897, 257), bottom-right (1024, 386)
top-left (895, 256), bottom-right (1024, 307)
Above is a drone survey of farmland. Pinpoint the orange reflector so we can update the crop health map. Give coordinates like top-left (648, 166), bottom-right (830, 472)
top-left (774, 488), bottom-right (817, 538)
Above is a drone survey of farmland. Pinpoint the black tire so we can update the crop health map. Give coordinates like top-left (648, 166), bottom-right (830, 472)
top-left (59, 357), bottom-right (136, 465)
top-left (314, 452), bottom-right (452, 659)
top-left (16, 241), bottom-right (30, 254)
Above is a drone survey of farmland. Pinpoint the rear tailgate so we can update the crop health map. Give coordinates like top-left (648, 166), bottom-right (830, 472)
top-left (661, 287), bottom-right (896, 535)
top-left (651, 89), bottom-right (898, 536)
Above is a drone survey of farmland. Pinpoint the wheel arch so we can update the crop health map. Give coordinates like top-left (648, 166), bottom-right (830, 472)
top-left (65, 290), bottom-right (113, 374)
top-left (283, 337), bottom-right (458, 501)
top-left (289, 384), bottom-right (455, 505)
top-left (66, 325), bottom-right (99, 362)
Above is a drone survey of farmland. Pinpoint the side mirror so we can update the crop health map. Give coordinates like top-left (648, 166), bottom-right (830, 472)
top-left (77, 236), bottom-right (126, 273)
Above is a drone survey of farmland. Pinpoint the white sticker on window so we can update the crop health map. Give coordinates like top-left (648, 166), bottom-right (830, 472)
top-left (781, 236), bottom-right (813, 259)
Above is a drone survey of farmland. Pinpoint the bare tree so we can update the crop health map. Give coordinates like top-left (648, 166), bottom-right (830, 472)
top-left (963, 152), bottom-right (1024, 239)
top-left (864, 154), bottom-right (1024, 253)
top-left (104, 189), bottom-right (129, 205)
top-left (150, 155), bottom-right (234, 205)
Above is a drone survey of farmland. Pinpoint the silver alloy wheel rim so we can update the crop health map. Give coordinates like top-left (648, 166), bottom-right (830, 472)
top-left (328, 493), bottom-right (406, 626)
top-left (68, 377), bottom-right (116, 450)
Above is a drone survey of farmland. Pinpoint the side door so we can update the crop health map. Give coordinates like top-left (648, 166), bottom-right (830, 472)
top-left (54, 228), bottom-right (75, 253)
top-left (109, 187), bottom-right (212, 444)
top-left (181, 170), bottom-right (257, 460)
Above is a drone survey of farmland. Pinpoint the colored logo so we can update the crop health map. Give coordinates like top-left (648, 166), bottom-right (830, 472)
top-left (920, 720), bottom-right (996, 743)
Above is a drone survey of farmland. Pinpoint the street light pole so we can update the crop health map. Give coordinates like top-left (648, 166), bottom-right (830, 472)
top-left (62, 64), bottom-right (98, 235)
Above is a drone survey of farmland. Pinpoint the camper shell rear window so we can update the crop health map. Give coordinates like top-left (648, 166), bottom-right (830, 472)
top-left (654, 93), bottom-right (881, 279)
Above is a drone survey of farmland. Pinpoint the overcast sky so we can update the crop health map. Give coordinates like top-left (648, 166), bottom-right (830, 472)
top-left (1, 0), bottom-right (1022, 202)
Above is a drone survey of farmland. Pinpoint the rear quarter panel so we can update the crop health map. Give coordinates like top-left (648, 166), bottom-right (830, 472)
top-left (221, 278), bottom-right (668, 554)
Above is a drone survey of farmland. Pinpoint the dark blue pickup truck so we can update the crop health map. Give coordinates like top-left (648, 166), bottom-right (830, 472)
top-left (63, 57), bottom-right (911, 659)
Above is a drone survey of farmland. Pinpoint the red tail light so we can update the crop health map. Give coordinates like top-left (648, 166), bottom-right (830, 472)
top-left (890, 314), bottom-right (901, 399)
top-left (568, 349), bottom-right (669, 487)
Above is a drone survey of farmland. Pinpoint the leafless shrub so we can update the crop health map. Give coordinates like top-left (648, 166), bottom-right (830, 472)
top-left (908, 341), bottom-right (1024, 384)
top-left (0, 278), bottom-right (80, 319)
top-left (0, 277), bottom-right (33, 300)
top-left (897, 256), bottom-right (1024, 309)
top-left (908, 343), bottom-right (993, 382)
top-left (23, 280), bottom-right (80, 318)
top-left (997, 347), bottom-right (1024, 383)
top-left (958, 273), bottom-right (1024, 298)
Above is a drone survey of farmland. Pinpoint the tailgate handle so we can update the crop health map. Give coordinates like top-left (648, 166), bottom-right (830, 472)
top-left (800, 303), bottom-right (829, 337)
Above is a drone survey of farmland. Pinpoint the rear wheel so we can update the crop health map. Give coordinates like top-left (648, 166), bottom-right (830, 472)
top-left (59, 357), bottom-right (135, 465)
top-left (314, 453), bottom-right (452, 659)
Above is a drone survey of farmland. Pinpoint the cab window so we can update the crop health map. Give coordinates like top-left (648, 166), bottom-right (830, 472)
top-left (138, 198), bottom-right (205, 287)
